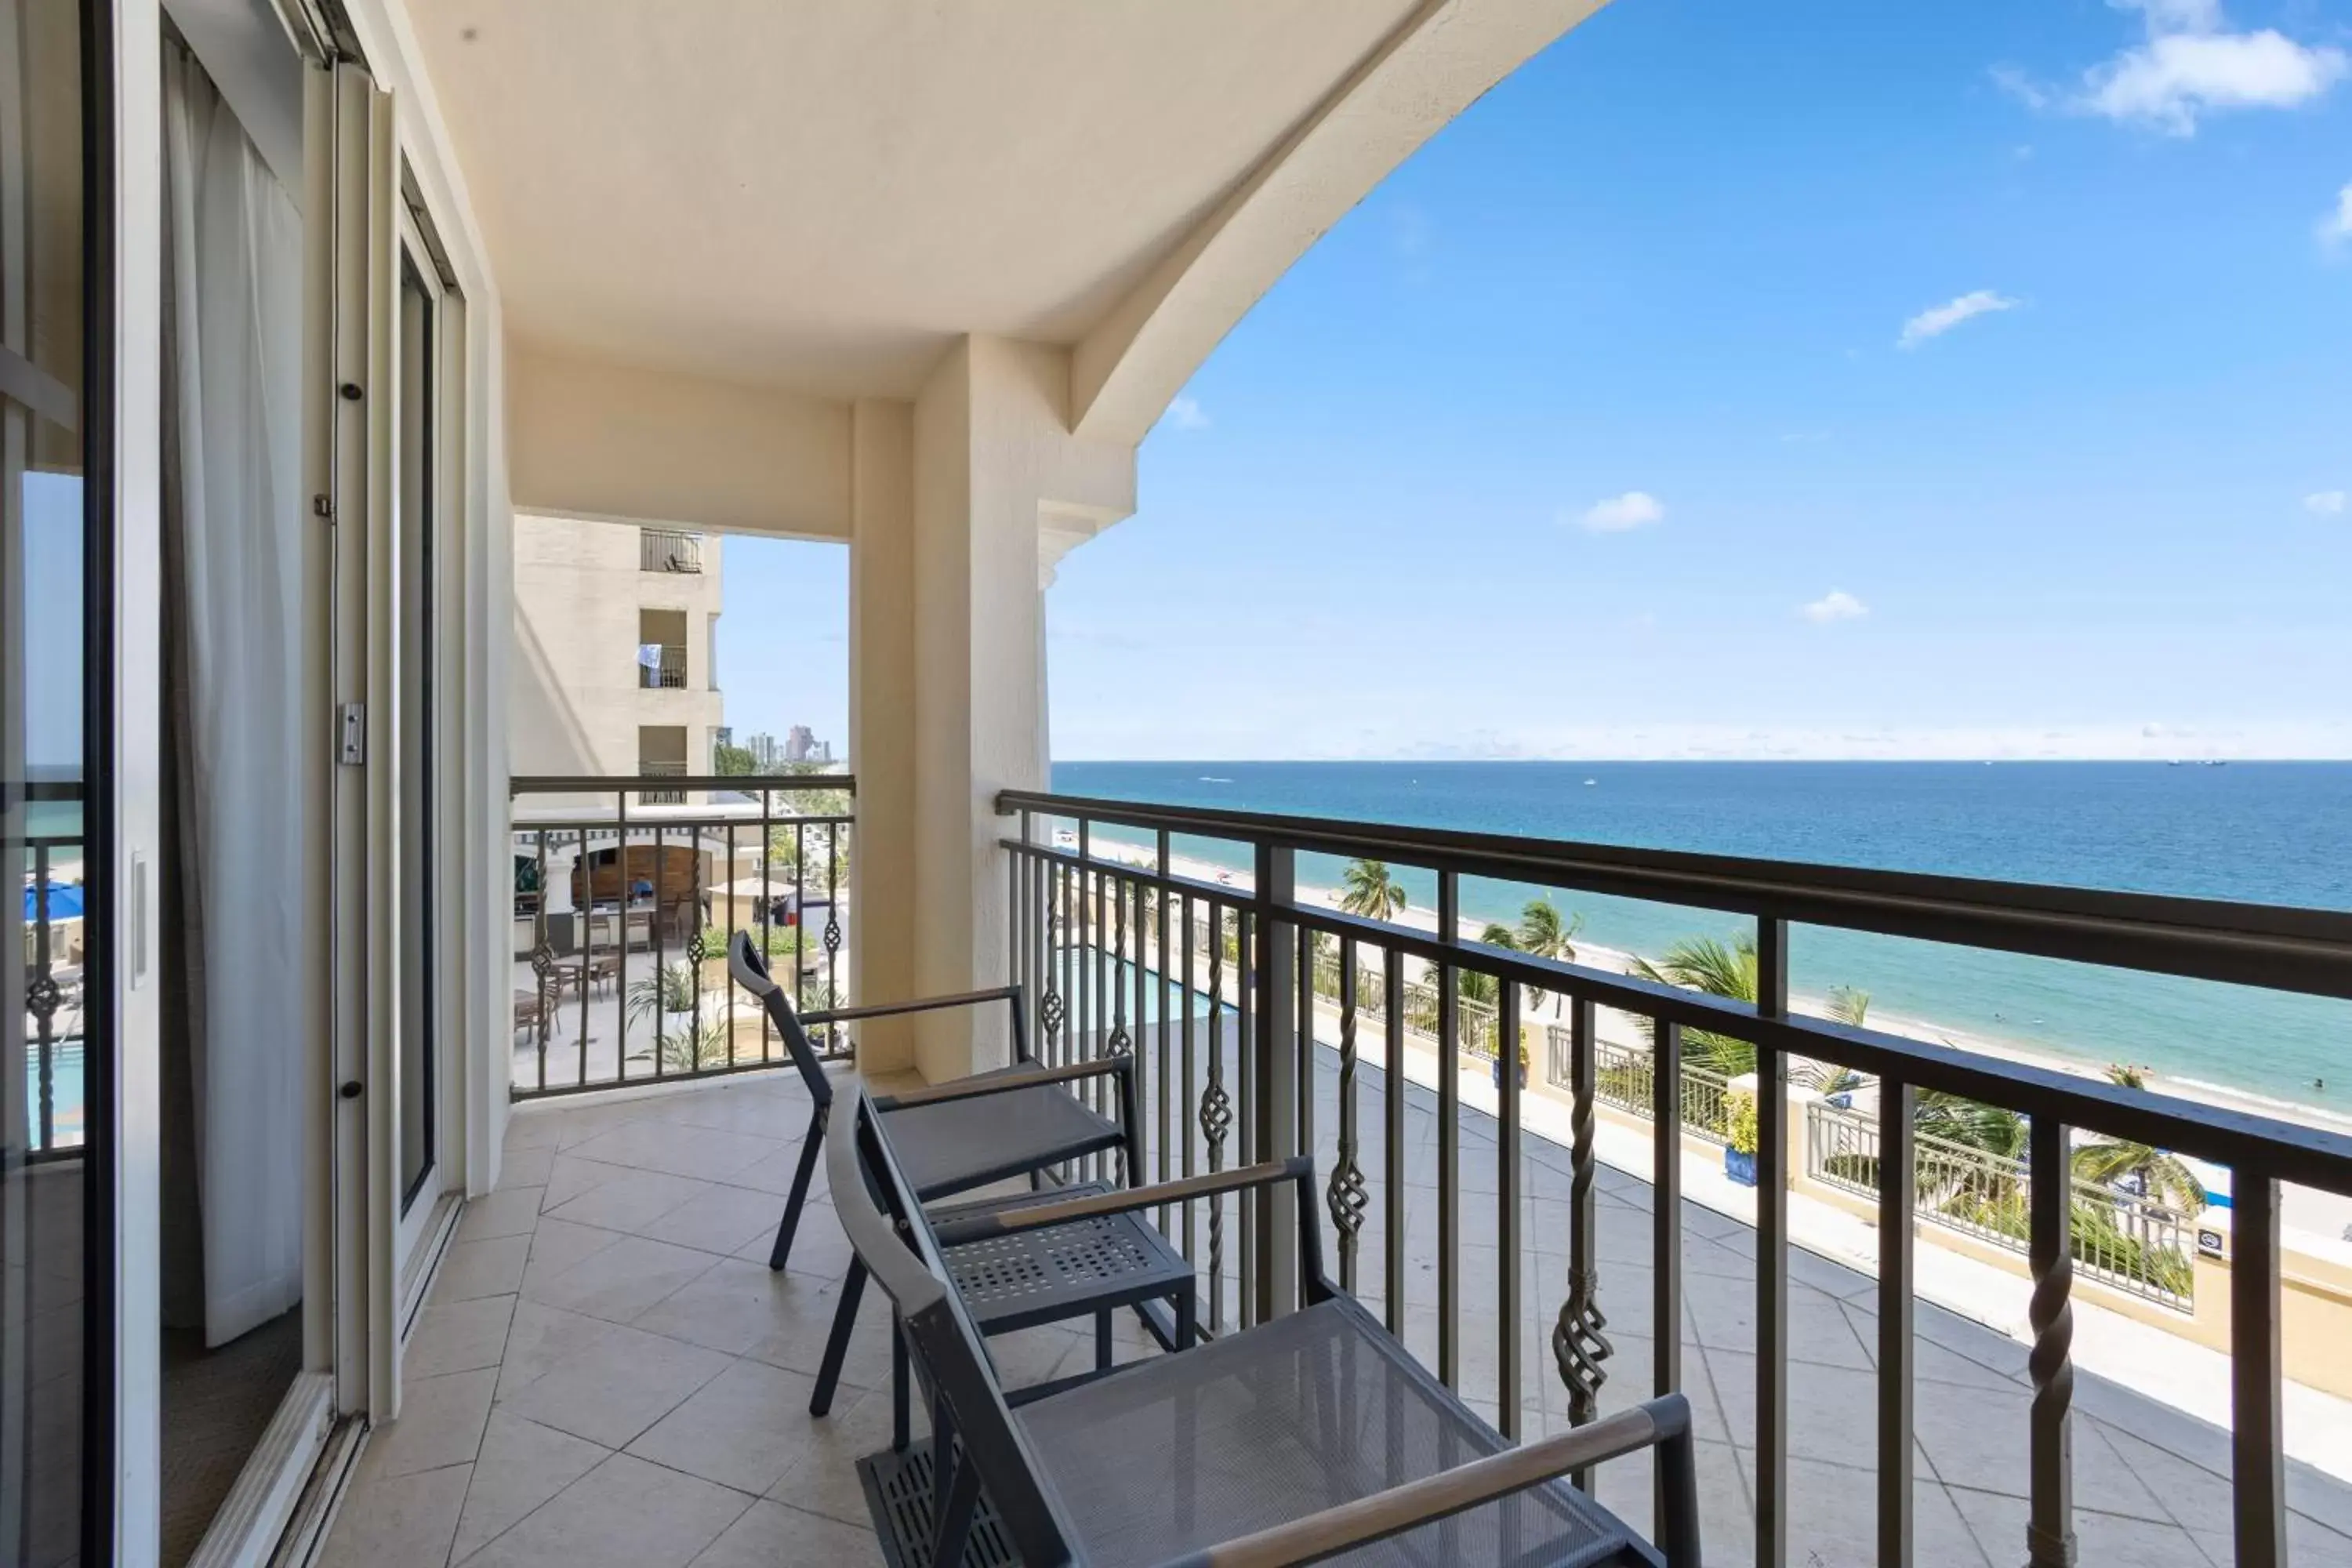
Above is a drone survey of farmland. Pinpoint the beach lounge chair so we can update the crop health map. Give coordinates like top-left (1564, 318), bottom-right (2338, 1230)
top-left (828, 1083), bottom-right (1706, 1568)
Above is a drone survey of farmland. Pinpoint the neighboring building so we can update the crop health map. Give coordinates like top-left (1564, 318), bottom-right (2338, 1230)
top-left (510, 516), bottom-right (726, 794)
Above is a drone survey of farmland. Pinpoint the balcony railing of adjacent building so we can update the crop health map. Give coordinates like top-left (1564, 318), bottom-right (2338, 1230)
top-left (510, 773), bottom-right (852, 1098)
top-left (638, 644), bottom-right (688, 691)
top-left (633, 758), bottom-right (688, 803)
top-left (20, 782), bottom-right (87, 1161)
top-left (994, 788), bottom-right (2352, 1568)
top-left (638, 527), bottom-right (702, 573)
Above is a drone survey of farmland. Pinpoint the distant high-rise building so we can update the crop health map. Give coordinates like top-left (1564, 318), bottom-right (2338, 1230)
top-left (784, 724), bottom-right (815, 762)
top-left (743, 731), bottom-right (779, 768)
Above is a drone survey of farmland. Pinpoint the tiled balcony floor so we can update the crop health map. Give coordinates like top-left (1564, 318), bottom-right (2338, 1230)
top-left (321, 1064), bottom-right (2352, 1568)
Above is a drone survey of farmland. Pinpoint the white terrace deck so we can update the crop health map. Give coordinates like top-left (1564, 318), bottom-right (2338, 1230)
top-left (319, 1065), bottom-right (2352, 1568)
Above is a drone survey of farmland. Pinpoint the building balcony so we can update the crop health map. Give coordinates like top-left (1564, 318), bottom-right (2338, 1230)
top-left (637, 646), bottom-right (688, 691)
top-left (640, 528), bottom-right (703, 575)
top-left (320, 780), bottom-right (2352, 1566)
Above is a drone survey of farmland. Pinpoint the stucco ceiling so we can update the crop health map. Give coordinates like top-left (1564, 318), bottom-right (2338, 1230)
top-left (409, 1), bottom-right (1421, 398)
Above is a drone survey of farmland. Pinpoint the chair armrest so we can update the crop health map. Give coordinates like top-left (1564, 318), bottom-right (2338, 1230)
top-left (872, 1054), bottom-right (1132, 1112)
top-left (1175, 1396), bottom-right (1696, 1568)
top-left (800, 985), bottom-right (1020, 1028)
top-left (931, 1158), bottom-right (1311, 1248)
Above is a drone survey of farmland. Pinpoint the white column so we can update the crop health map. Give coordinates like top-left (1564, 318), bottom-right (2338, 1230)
top-left (848, 336), bottom-right (1131, 1083)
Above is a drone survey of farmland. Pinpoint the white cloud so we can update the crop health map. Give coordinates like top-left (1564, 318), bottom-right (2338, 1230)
top-left (1575, 491), bottom-right (1665, 533)
top-left (1898, 290), bottom-right (2019, 348)
top-left (2320, 183), bottom-right (2352, 246)
top-left (2087, 30), bottom-right (2345, 132)
top-left (1799, 590), bottom-right (1869, 624)
top-left (1163, 395), bottom-right (1210, 432)
top-left (2029, 2), bottom-right (2352, 136)
top-left (2304, 490), bottom-right (2347, 515)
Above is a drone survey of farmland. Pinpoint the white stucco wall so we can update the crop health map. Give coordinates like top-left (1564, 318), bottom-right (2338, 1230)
top-left (508, 514), bottom-right (725, 781)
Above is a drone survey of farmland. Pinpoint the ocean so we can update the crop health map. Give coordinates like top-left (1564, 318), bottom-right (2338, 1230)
top-left (1049, 760), bottom-right (2352, 1112)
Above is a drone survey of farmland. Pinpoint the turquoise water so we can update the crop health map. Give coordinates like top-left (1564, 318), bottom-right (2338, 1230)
top-left (1051, 761), bottom-right (2352, 1111)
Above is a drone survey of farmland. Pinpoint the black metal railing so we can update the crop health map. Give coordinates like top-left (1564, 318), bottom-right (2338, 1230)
top-left (995, 788), bottom-right (2352, 1568)
top-left (639, 527), bottom-right (702, 573)
top-left (509, 773), bottom-right (852, 1098)
top-left (638, 646), bottom-right (688, 691)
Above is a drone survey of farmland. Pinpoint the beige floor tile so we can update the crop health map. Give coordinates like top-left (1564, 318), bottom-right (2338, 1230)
top-left (496, 1145), bottom-right (557, 1191)
top-left (496, 1318), bottom-right (731, 1448)
top-left (450, 1410), bottom-right (611, 1563)
top-left (407, 1294), bottom-right (517, 1381)
top-left (320, 1458), bottom-right (470, 1568)
top-left (539, 1168), bottom-right (712, 1235)
top-left (434, 1236), bottom-right (532, 1305)
top-left (563, 1120), bottom-right (786, 1182)
top-left (765, 1386), bottom-right (913, 1528)
top-left (686, 1499), bottom-right (881, 1567)
top-left (369, 1367), bottom-right (499, 1479)
top-left (521, 1233), bottom-right (719, 1325)
top-left (637, 1185), bottom-right (782, 1258)
top-left (459, 1186), bottom-right (548, 1243)
top-left (626, 1359), bottom-right (826, 1494)
top-left (460, 1453), bottom-right (754, 1568)
top-left (631, 1258), bottom-right (812, 1358)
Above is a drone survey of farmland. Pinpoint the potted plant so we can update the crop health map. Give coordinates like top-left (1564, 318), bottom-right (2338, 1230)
top-left (1724, 1088), bottom-right (1759, 1187)
top-left (1490, 1029), bottom-right (1532, 1093)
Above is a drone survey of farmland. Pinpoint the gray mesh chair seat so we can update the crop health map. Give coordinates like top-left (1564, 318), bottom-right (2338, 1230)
top-left (1016, 1294), bottom-right (1629, 1568)
top-left (887, 1069), bottom-right (1126, 1197)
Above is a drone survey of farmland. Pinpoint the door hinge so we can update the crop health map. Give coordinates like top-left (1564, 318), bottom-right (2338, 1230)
top-left (339, 702), bottom-right (366, 765)
top-left (313, 494), bottom-right (335, 521)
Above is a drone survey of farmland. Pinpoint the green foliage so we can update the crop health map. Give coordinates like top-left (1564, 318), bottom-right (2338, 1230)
top-left (626, 963), bottom-right (698, 1030)
top-left (1338, 859), bottom-right (1407, 922)
top-left (1727, 1088), bottom-right (1760, 1156)
top-left (1913, 1091), bottom-right (2028, 1157)
top-left (711, 743), bottom-right (761, 775)
top-left (1630, 935), bottom-right (1868, 1090)
top-left (2071, 1062), bottom-right (2207, 1215)
top-left (655, 1016), bottom-right (733, 1075)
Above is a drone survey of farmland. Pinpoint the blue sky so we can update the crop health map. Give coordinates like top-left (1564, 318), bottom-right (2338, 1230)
top-left (1046, 0), bottom-right (2352, 760)
top-left (713, 535), bottom-right (848, 754)
top-left (724, 0), bottom-right (2352, 764)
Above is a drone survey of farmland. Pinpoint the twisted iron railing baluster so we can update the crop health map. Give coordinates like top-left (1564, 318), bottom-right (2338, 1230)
top-left (1202, 904), bottom-right (1231, 1334)
top-left (2027, 1116), bottom-right (2078, 1567)
top-left (1327, 936), bottom-right (1367, 1290)
top-left (1553, 996), bottom-right (1610, 1489)
top-left (1108, 872), bottom-right (1130, 1058)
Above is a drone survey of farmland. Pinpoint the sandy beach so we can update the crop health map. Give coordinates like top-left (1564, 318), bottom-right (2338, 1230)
top-left (1065, 833), bottom-right (2352, 1246)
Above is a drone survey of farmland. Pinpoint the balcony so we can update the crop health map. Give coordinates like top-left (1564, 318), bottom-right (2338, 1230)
top-left (325, 784), bottom-right (2352, 1567)
top-left (640, 528), bottom-right (703, 574)
top-left (510, 775), bottom-right (855, 1096)
top-left (637, 645), bottom-right (688, 691)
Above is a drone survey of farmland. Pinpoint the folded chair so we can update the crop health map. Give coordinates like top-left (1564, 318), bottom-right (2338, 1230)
top-left (728, 929), bottom-right (1138, 1273)
top-left (830, 1084), bottom-right (1705, 1568)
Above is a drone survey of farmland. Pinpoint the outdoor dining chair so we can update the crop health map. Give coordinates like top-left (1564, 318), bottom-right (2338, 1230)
top-left (728, 928), bottom-right (1141, 1273)
top-left (828, 1083), bottom-right (1705, 1568)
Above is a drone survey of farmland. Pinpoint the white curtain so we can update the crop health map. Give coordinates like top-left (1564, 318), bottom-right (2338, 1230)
top-left (162, 45), bottom-right (308, 1348)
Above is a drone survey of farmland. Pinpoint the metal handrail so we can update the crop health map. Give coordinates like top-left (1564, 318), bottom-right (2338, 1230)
top-left (994, 800), bottom-right (2352, 1196)
top-left (996, 789), bottom-right (2352, 1000)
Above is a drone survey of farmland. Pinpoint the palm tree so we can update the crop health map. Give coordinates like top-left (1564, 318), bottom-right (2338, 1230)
top-left (1629, 935), bottom-right (1867, 1090)
top-left (1512, 898), bottom-right (1584, 1015)
top-left (1338, 858), bottom-right (1407, 922)
top-left (1913, 1090), bottom-right (2027, 1157)
top-left (2071, 1064), bottom-right (2208, 1214)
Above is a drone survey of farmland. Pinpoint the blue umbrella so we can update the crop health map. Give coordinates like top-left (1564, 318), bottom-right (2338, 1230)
top-left (24, 882), bottom-right (83, 922)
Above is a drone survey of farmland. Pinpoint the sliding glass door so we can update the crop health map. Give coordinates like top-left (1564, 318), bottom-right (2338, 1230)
top-left (2, 0), bottom-right (109, 1560)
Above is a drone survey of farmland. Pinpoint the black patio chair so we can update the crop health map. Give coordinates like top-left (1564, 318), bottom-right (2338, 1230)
top-left (728, 928), bottom-right (1138, 1274)
top-left (829, 1084), bottom-right (1705, 1568)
